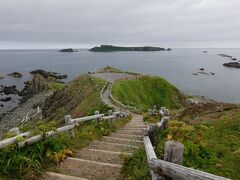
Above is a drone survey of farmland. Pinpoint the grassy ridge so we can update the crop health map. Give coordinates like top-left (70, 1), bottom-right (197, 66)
top-left (112, 76), bottom-right (186, 111)
top-left (43, 74), bottom-right (110, 121)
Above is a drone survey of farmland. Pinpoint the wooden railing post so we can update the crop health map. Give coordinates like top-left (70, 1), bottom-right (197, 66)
top-left (164, 140), bottom-right (184, 180)
top-left (148, 124), bottom-right (159, 146)
top-left (64, 115), bottom-right (75, 138)
top-left (108, 110), bottom-right (113, 122)
top-left (95, 111), bottom-right (100, 124)
top-left (108, 110), bottom-right (113, 116)
top-left (9, 127), bottom-right (20, 135)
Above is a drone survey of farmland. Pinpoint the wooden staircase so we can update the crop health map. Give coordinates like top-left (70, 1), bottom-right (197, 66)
top-left (43, 114), bottom-right (146, 180)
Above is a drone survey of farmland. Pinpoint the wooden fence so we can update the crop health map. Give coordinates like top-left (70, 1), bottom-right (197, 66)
top-left (144, 107), bottom-right (230, 180)
top-left (0, 110), bottom-right (129, 150)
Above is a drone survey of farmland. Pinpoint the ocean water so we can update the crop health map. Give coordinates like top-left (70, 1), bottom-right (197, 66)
top-left (0, 48), bottom-right (240, 115)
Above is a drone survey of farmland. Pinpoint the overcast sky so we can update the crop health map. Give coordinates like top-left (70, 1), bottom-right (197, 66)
top-left (0, 0), bottom-right (239, 49)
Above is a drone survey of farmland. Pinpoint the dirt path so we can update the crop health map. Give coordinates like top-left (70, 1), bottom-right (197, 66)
top-left (102, 83), bottom-right (118, 109)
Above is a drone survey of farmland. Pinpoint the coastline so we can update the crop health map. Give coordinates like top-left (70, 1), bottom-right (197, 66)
top-left (0, 91), bottom-right (52, 137)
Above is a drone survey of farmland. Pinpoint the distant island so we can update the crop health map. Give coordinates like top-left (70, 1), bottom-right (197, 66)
top-left (59, 48), bottom-right (77, 52)
top-left (89, 45), bottom-right (171, 52)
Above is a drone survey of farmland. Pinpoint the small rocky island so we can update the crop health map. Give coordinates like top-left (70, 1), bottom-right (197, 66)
top-left (223, 62), bottom-right (240, 68)
top-left (59, 48), bottom-right (77, 52)
top-left (89, 45), bottom-right (171, 52)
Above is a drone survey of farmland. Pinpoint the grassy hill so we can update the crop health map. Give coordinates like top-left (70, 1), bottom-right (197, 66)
top-left (43, 74), bottom-right (110, 121)
top-left (112, 75), bottom-right (186, 111)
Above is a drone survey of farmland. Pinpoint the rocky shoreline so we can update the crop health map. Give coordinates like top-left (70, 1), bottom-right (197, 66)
top-left (0, 91), bottom-right (52, 137)
top-left (0, 69), bottom-right (68, 137)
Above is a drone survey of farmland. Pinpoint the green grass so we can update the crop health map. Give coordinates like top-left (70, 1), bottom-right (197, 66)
top-left (0, 117), bottom-right (131, 179)
top-left (121, 147), bottom-right (151, 180)
top-left (49, 82), bottom-right (65, 90)
top-left (153, 110), bottom-right (240, 180)
top-left (112, 76), bottom-right (186, 111)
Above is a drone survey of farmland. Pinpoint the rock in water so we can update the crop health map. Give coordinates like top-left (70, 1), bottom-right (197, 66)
top-left (223, 62), bottom-right (240, 68)
top-left (7, 72), bottom-right (23, 78)
top-left (0, 75), bottom-right (4, 79)
top-left (0, 85), bottom-right (19, 95)
top-left (0, 97), bottom-right (12, 102)
top-left (30, 69), bottom-right (67, 80)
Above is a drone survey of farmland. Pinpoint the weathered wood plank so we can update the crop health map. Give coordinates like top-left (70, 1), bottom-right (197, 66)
top-left (70, 114), bottom-right (104, 124)
top-left (164, 140), bottom-right (184, 165)
top-left (65, 115), bottom-right (75, 138)
top-left (0, 132), bottom-right (30, 149)
top-left (143, 135), bottom-right (164, 180)
top-left (150, 158), bottom-right (230, 180)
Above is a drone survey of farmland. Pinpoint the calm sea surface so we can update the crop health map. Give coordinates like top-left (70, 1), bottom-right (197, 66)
top-left (0, 48), bottom-right (240, 115)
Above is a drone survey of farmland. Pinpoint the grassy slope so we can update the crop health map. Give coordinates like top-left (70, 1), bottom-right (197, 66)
top-left (43, 74), bottom-right (110, 121)
top-left (0, 74), bottom-right (131, 179)
top-left (112, 76), bottom-right (186, 111)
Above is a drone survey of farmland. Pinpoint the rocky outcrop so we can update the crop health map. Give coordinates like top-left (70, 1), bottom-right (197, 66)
top-left (89, 45), bottom-right (168, 52)
top-left (0, 75), bottom-right (4, 79)
top-left (7, 72), bottom-right (23, 78)
top-left (30, 69), bottom-right (67, 80)
top-left (223, 62), bottom-right (240, 68)
top-left (19, 74), bottom-right (50, 101)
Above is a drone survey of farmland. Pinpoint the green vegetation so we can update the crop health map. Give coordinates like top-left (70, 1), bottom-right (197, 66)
top-left (121, 147), bottom-right (150, 180)
top-left (0, 73), bottom-right (132, 179)
top-left (49, 82), bottom-right (65, 90)
top-left (112, 76), bottom-right (186, 111)
top-left (142, 106), bottom-right (240, 180)
top-left (0, 118), bottom-right (130, 179)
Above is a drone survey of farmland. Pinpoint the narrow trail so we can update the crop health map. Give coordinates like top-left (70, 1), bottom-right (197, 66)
top-left (43, 75), bottom-right (146, 180)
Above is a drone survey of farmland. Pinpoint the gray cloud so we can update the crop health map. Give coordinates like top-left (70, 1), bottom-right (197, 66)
top-left (0, 0), bottom-right (239, 48)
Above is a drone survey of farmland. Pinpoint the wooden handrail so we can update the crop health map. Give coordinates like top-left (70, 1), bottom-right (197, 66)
top-left (0, 111), bottom-right (129, 150)
top-left (144, 107), bottom-right (229, 180)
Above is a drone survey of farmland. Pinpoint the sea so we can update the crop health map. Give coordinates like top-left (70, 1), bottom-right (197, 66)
top-left (0, 48), bottom-right (240, 116)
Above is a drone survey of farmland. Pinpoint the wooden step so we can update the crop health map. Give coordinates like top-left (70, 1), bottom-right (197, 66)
top-left (75, 148), bottom-right (127, 165)
top-left (110, 133), bottom-right (142, 140)
top-left (101, 136), bottom-right (143, 146)
top-left (88, 141), bottom-right (137, 153)
top-left (42, 172), bottom-right (88, 180)
top-left (123, 125), bottom-right (148, 129)
top-left (120, 127), bottom-right (146, 131)
top-left (59, 158), bottom-right (122, 180)
top-left (116, 129), bottom-right (143, 135)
